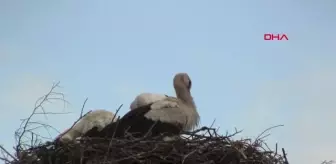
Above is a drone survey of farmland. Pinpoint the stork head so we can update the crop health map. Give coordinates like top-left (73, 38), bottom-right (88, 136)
top-left (173, 73), bottom-right (192, 91)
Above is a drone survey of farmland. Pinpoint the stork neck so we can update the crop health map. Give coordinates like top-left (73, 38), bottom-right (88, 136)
top-left (175, 87), bottom-right (195, 108)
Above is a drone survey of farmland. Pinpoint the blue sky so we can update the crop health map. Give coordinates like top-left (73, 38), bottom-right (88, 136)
top-left (0, 0), bottom-right (335, 163)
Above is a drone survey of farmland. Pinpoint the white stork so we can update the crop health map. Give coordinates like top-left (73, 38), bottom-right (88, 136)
top-left (55, 109), bottom-right (118, 143)
top-left (83, 73), bottom-right (200, 140)
top-left (130, 93), bottom-right (168, 110)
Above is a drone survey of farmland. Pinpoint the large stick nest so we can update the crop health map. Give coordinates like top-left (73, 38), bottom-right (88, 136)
top-left (12, 127), bottom-right (288, 164)
top-left (0, 82), bottom-right (290, 164)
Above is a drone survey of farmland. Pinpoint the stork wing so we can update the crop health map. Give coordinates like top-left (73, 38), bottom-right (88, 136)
top-left (144, 99), bottom-right (187, 127)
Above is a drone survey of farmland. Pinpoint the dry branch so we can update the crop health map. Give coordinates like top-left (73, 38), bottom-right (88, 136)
top-left (6, 126), bottom-right (290, 164)
top-left (11, 81), bottom-right (67, 161)
top-left (0, 82), bottom-right (298, 164)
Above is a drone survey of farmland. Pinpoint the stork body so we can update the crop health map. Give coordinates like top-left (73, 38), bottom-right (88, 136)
top-left (56, 109), bottom-right (117, 143)
top-left (84, 73), bottom-right (200, 139)
top-left (130, 93), bottom-right (168, 110)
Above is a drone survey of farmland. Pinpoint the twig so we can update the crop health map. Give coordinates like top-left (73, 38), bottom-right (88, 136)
top-left (182, 149), bottom-right (198, 164)
top-left (0, 145), bottom-right (16, 161)
top-left (253, 125), bottom-right (284, 145)
top-left (34, 112), bottom-right (71, 115)
top-left (0, 157), bottom-right (11, 163)
top-left (274, 143), bottom-right (278, 157)
top-left (56, 98), bottom-right (91, 140)
top-left (80, 98), bottom-right (88, 118)
top-left (15, 82), bottom-right (63, 155)
top-left (57, 112), bottom-right (93, 141)
top-left (104, 104), bottom-right (123, 163)
top-left (282, 148), bottom-right (289, 164)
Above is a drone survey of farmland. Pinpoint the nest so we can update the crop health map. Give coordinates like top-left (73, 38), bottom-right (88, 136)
top-left (11, 127), bottom-right (289, 164)
top-left (0, 83), bottom-right (290, 164)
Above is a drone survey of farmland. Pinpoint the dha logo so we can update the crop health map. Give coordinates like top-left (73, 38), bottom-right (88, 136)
top-left (264, 33), bottom-right (288, 41)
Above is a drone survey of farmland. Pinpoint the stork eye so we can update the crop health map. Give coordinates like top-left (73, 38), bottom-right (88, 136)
top-left (188, 80), bottom-right (192, 89)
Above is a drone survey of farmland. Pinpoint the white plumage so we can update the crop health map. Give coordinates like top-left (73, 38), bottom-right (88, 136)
top-left (83, 73), bottom-right (200, 140)
top-left (142, 72), bottom-right (200, 132)
top-left (144, 96), bottom-right (199, 131)
top-left (56, 109), bottom-right (117, 143)
top-left (130, 93), bottom-right (168, 110)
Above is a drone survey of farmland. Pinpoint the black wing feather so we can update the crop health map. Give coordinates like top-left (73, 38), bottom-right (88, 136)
top-left (83, 103), bottom-right (182, 138)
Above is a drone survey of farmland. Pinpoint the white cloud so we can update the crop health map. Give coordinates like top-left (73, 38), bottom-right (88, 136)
top-left (242, 66), bottom-right (336, 164)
